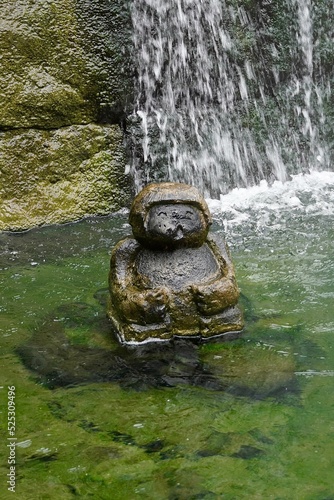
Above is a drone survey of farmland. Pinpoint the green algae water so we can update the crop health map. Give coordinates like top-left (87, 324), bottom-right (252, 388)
top-left (1, 172), bottom-right (334, 499)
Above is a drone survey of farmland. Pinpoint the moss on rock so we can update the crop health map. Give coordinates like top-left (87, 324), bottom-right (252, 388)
top-left (0, 0), bottom-right (133, 230)
top-left (1, 0), bottom-right (93, 129)
top-left (0, 0), bottom-right (133, 129)
top-left (0, 125), bottom-right (131, 231)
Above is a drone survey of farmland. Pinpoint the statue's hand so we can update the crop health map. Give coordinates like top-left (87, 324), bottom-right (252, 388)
top-left (191, 280), bottom-right (239, 316)
top-left (142, 287), bottom-right (170, 323)
top-left (191, 284), bottom-right (211, 314)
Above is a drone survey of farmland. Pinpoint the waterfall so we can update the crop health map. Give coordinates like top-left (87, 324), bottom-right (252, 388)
top-left (128, 0), bottom-right (333, 197)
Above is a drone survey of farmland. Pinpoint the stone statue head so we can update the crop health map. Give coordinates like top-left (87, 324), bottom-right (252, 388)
top-left (129, 182), bottom-right (212, 249)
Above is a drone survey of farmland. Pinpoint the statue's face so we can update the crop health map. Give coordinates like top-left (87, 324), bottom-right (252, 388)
top-left (145, 204), bottom-right (205, 247)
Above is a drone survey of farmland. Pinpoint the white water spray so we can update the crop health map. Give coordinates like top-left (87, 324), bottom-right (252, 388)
top-left (130, 0), bottom-right (331, 196)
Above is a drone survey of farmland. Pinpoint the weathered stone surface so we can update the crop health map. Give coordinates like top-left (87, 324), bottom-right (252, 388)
top-left (1, 0), bottom-right (92, 129)
top-left (0, 0), bottom-right (133, 129)
top-left (108, 183), bottom-right (243, 344)
top-left (0, 125), bottom-right (131, 230)
top-left (74, 0), bottom-right (134, 124)
top-left (0, 0), bottom-right (133, 230)
top-left (129, 183), bottom-right (212, 249)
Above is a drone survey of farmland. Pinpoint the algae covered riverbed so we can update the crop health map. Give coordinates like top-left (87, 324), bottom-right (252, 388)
top-left (0, 173), bottom-right (334, 499)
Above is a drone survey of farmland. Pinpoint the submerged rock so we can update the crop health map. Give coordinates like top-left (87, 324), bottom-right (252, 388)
top-left (17, 296), bottom-right (297, 401)
top-left (16, 302), bottom-right (223, 391)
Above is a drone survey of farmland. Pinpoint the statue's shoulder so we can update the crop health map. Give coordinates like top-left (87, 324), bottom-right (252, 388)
top-left (111, 237), bottom-right (140, 262)
top-left (206, 233), bottom-right (233, 265)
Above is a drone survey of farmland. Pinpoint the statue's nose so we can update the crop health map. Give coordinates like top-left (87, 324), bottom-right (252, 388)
top-left (166, 223), bottom-right (183, 239)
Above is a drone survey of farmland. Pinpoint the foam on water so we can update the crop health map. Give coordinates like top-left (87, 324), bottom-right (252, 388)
top-left (207, 170), bottom-right (334, 228)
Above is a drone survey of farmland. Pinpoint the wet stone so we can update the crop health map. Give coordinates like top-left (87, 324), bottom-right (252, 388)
top-left (142, 439), bottom-right (166, 454)
top-left (16, 301), bottom-right (229, 392)
top-left (108, 182), bottom-right (244, 344)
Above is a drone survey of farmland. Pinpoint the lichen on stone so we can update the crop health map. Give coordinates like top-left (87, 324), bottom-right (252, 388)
top-left (0, 125), bottom-right (131, 231)
top-left (0, 0), bottom-right (133, 230)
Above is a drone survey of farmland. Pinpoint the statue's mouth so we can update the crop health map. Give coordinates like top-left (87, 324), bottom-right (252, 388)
top-left (166, 225), bottom-right (184, 240)
top-left (175, 226), bottom-right (184, 240)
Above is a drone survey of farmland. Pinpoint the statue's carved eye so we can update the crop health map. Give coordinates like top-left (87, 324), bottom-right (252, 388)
top-left (171, 210), bottom-right (194, 220)
top-left (158, 211), bottom-right (167, 217)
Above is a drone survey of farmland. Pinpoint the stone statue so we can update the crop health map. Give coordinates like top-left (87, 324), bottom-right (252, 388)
top-left (108, 182), bottom-right (243, 344)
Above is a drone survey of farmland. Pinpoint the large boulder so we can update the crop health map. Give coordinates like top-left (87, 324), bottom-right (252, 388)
top-left (0, 0), bottom-right (133, 230)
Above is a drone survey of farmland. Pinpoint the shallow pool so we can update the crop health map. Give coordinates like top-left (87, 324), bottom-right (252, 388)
top-left (1, 172), bottom-right (333, 499)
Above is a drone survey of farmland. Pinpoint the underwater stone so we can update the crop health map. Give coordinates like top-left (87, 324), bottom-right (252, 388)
top-left (108, 182), bottom-right (244, 344)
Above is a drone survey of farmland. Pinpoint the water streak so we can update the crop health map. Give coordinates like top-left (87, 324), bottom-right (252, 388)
top-left (129, 0), bottom-right (331, 196)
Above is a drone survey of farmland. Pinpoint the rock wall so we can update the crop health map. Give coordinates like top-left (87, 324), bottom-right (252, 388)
top-left (0, 0), bottom-right (133, 231)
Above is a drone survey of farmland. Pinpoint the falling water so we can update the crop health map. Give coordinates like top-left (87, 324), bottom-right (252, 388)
top-left (129, 0), bottom-right (332, 196)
